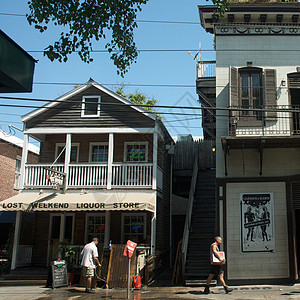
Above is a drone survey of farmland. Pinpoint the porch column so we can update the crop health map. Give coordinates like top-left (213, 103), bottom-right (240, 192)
top-left (64, 133), bottom-right (72, 190)
top-left (152, 132), bottom-right (158, 190)
top-left (19, 133), bottom-right (29, 189)
top-left (104, 211), bottom-right (111, 247)
top-left (11, 211), bottom-right (22, 269)
top-left (107, 133), bottom-right (114, 190)
top-left (151, 211), bottom-right (156, 257)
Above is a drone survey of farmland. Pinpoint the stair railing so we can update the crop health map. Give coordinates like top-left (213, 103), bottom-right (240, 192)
top-left (181, 148), bottom-right (199, 279)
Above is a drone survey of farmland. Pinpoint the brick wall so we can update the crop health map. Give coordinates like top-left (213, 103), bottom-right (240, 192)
top-left (0, 142), bottom-right (38, 201)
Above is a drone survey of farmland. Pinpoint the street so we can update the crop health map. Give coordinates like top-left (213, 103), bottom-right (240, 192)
top-left (1, 284), bottom-right (300, 299)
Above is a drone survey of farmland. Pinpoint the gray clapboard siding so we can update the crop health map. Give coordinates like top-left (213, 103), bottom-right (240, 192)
top-left (26, 86), bottom-right (155, 129)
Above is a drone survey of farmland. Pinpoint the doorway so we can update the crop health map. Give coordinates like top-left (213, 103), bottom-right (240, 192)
top-left (48, 213), bottom-right (74, 264)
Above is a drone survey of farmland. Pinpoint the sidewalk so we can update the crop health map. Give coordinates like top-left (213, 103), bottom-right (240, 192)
top-left (1, 284), bottom-right (300, 299)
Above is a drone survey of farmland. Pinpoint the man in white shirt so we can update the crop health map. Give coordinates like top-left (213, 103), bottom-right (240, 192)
top-left (81, 237), bottom-right (101, 294)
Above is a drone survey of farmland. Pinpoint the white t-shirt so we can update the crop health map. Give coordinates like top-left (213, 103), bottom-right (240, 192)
top-left (81, 242), bottom-right (99, 269)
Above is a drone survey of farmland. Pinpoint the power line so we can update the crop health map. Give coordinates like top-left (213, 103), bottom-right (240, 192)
top-left (2, 81), bottom-right (294, 89)
top-left (0, 12), bottom-right (200, 25)
top-left (0, 95), bottom-right (299, 113)
top-left (32, 82), bottom-right (197, 88)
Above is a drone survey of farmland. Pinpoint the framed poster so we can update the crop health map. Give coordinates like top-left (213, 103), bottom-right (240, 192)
top-left (240, 193), bottom-right (274, 252)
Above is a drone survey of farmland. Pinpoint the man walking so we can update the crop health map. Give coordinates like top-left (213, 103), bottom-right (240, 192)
top-left (203, 236), bottom-right (233, 294)
top-left (81, 237), bottom-right (101, 294)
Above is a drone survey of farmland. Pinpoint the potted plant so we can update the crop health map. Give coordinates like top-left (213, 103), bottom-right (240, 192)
top-left (58, 242), bottom-right (78, 285)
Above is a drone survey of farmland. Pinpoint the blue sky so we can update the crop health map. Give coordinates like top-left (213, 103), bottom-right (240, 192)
top-left (0, 0), bottom-right (215, 144)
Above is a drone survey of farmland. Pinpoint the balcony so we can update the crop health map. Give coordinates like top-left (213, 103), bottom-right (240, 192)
top-left (229, 105), bottom-right (300, 137)
top-left (24, 163), bottom-right (157, 189)
top-left (197, 60), bottom-right (216, 80)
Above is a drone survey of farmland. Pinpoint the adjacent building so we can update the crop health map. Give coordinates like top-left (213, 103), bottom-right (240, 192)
top-left (0, 79), bottom-right (173, 270)
top-left (199, 1), bottom-right (300, 284)
top-left (0, 130), bottom-right (39, 251)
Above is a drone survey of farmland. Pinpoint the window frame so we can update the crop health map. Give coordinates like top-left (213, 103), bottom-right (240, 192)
top-left (85, 213), bottom-right (106, 244)
top-left (81, 95), bottom-right (101, 118)
top-left (55, 143), bottom-right (80, 163)
top-left (123, 142), bottom-right (149, 163)
top-left (238, 67), bottom-right (263, 122)
top-left (121, 213), bottom-right (147, 243)
top-left (89, 142), bottom-right (109, 163)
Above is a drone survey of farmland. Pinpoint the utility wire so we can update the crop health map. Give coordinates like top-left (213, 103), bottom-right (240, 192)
top-left (0, 12), bottom-right (200, 24)
top-left (0, 96), bottom-right (299, 113)
top-left (20, 82), bottom-right (294, 89)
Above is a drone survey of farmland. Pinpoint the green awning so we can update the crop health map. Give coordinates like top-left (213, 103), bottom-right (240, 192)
top-left (0, 30), bottom-right (36, 93)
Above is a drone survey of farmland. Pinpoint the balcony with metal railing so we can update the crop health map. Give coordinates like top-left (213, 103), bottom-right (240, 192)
top-left (228, 105), bottom-right (300, 137)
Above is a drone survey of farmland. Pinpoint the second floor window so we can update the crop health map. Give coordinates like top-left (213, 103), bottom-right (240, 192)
top-left (81, 96), bottom-right (100, 117)
top-left (125, 142), bottom-right (148, 162)
top-left (55, 143), bottom-right (79, 163)
top-left (89, 143), bottom-right (108, 162)
top-left (239, 68), bottom-right (262, 119)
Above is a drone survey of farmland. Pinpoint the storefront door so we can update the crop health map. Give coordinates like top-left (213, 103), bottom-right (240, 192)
top-left (48, 213), bottom-right (74, 263)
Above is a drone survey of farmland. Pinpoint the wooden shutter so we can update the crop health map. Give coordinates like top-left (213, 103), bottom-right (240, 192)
top-left (229, 66), bottom-right (239, 119)
top-left (264, 69), bottom-right (277, 121)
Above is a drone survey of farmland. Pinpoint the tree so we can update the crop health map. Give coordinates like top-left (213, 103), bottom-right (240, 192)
top-left (26, 0), bottom-right (296, 76)
top-left (27, 0), bottom-right (149, 77)
top-left (116, 89), bottom-right (161, 119)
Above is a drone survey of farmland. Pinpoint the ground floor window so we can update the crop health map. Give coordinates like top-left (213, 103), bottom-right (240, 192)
top-left (122, 213), bottom-right (146, 244)
top-left (86, 214), bottom-right (105, 243)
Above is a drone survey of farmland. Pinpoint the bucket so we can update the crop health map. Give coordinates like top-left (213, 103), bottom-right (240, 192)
top-left (132, 275), bottom-right (141, 289)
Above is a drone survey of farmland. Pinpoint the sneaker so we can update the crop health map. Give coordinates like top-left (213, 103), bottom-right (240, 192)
top-left (224, 286), bottom-right (233, 294)
top-left (203, 285), bottom-right (210, 294)
top-left (85, 289), bottom-right (96, 294)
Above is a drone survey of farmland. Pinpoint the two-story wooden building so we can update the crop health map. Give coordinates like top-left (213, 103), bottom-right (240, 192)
top-left (0, 79), bottom-right (172, 270)
top-left (199, 1), bottom-right (300, 284)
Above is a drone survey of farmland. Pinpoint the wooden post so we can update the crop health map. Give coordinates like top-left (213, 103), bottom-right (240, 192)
top-left (152, 132), bottom-right (158, 190)
top-left (107, 133), bottom-right (114, 190)
top-left (11, 211), bottom-right (22, 269)
top-left (104, 211), bottom-right (111, 247)
top-left (19, 133), bottom-right (29, 189)
top-left (64, 134), bottom-right (72, 191)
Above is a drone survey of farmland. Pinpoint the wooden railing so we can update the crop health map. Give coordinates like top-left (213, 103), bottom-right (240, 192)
top-left (197, 60), bottom-right (216, 79)
top-left (68, 164), bottom-right (107, 187)
top-left (24, 163), bottom-right (153, 189)
top-left (25, 164), bottom-right (64, 187)
top-left (111, 163), bottom-right (152, 187)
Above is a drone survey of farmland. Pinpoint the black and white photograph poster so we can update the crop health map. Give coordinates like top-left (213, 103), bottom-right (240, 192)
top-left (240, 193), bottom-right (274, 252)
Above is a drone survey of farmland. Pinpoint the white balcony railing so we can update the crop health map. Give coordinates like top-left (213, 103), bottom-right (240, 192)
top-left (25, 164), bottom-right (64, 187)
top-left (68, 164), bottom-right (107, 187)
top-left (111, 163), bottom-right (152, 187)
top-left (24, 163), bottom-right (153, 189)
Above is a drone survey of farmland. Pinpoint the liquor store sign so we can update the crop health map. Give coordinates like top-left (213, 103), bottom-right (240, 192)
top-left (0, 201), bottom-right (151, 211)
top-left (0, 192), bottom-right (156, 213)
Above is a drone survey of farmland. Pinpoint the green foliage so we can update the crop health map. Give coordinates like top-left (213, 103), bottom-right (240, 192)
top-left (26, 0), bottom-right (149, 77)
top-left (116, 89), bottom-right (162, 119)
top-left (58, 241), bottom-right (78, 273)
